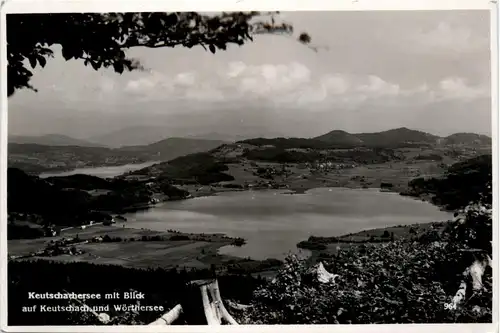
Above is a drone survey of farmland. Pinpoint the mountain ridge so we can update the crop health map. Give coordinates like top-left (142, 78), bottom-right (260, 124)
top-left (116, 137), bottom-right (228, 160)
top-left (314, 127), bottom-right (491, 147)
top-left (9, 134), bottom-right (103, 147)
top-left (441, 132), bottom-right (492, 145)
top-left (8, 137), bottom-right (229, 174)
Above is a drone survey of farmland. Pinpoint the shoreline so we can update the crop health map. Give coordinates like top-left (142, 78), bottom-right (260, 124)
top-left (8, 224), bottom-right (283, 275)
top-left (9, 218), bottom-right (454, 280)
top-left (173, 181), bottom-right (445, 210)
top-left (9, 160), bottom-right (454, 274)
top-left (37, 160), bottom-right (160, 178)
top-left (26, 156), bottom-right (450, 213)
top-left (9, 183), bottom-right (455, 281)
top-left (125, 184), bottom-right (452, 265)
top-left (122, 183), bottom-right (445, 218)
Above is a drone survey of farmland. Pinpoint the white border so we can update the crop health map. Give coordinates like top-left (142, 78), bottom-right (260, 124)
top-left (0, 0), bottom-right (498, 333)
top-left (491, 3), bottom-right (500, 333)
top-left (0, 0), bottom-right (494, 13)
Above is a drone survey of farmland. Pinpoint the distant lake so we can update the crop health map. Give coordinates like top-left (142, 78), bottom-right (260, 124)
top-left (39, 161), bottom-right (159, 178)
top-left (124, 188), bottom-right (453, 261)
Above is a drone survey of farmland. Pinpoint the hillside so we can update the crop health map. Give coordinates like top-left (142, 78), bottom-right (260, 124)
top-left (314, 128), bottom-right (491, 148)
top-left (9, 128), bottom-right (491, 178)
top-left (314, 127), bottom-right (440, 147)
top-left (7, 167), bottom-right (189, 227)
top-left (442, 133), bottom-right (491, 145)
top-left (117, 138), bottom-right (227, 161)
top-left (9, 134), bottom-right (102, 147)
top-left (128, 127), bottom-right (490, 197)
top-left (8, 143), bottom-right (147, 174)
top-left (313, 130), bottom-right (364, 146)
top-left (8, 138), bottom-right (227, 175)
top-left (186, 132), bottom-right (246, 142)
top-left (353, 127), bottom-right (440, 147)
top-left (238, 137), bottom-right (332, 150)
top-left (402, 154), bottom-right (492, 210)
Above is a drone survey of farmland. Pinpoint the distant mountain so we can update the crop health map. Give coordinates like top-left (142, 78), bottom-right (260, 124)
top-left (442, 133), bottom-right (491, 145)
top-left (89, 126), bottom-right (291, 147)
top-left (129, 127), bottom-right (492, 188)
top-left (9, 134), bottom-right (102, 147)
top-left (186, 133), bottom-right (247, 142)
top-left (313, 130), bottom-right (364, 146)
top-left (117, 137), bottom-right (228, 161)
top-left (353, 128), bottom-right (440, 147)
top-left (9, 137), bottom-right (228, 175)
top-left (88, 126), bottom-right (172, 148)
top-left (314, 127), bottom-right (440, 148)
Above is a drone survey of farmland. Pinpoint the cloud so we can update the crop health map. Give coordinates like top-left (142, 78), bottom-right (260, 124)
top-left (322, 75), bottom-right (350, 95)
top-left (219, 63), bottom-right (407, 106)
top-left (119, 61), bottom-right (488, 108)
top-left (231, 62), bottom-right (312, 97)
top-left (409, 22), bottom-right (489, 54)
top-left (125, 72), bottom-right (169, 93)
top-left (175, 72), bottom-right (196, 86)
top-left (435, 77), bottom-right (489, 101)
top-left (125, 78), bottom-right (156, 92)
top-left (357, 76), bottom-right (400, 96)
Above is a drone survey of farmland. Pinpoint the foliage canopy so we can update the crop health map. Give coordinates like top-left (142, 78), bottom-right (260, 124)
top-left (7, 11), bottom-right (311, 96)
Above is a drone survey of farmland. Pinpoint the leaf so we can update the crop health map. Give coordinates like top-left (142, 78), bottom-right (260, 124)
top-left (90, 61), bottom-right (100, 71)
top-left (37, 55), bottom-right (47, 68)
top-left (165, 13), bottom-right (178, 25)
top-left (298, 32), bottom-right (311, 44)
top-left (113, 61), bottom-right (124, 74)
top-left (61, 47), bottom-right (72, 61)
top-left (8, 12), bottom-right (307, 97)
top-left (28, 55), bottom-right (37, 69)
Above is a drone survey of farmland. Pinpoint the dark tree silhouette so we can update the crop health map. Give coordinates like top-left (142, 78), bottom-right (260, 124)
top-left (7, 11), bottom-right (313, 97)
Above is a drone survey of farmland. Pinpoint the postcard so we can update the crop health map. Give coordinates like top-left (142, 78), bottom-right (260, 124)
top-left (0, 0), bottom-right (497, 332)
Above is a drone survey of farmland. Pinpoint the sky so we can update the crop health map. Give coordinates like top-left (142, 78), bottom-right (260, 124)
top-left (8, 10), bottom-right (492, 139)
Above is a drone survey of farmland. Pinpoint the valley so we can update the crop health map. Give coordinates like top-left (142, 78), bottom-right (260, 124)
top-left (7, 127), bottom-right (493, 325)
top-left (125, 128), bottom-right (491, 203)
top-left (8, 127), bottom-right (491, 233)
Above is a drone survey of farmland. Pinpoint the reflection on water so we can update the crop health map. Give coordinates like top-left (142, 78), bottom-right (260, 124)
top-left (39, 161), bottom-right (160, 178)
top-left (124, 188), bottom-right (453, 260)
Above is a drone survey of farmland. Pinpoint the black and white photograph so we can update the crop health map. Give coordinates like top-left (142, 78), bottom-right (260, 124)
top-left (3, 4), bottom-right (495, 328)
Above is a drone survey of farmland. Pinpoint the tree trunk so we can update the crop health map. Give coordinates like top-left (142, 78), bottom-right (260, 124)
top-left (148, 304), bottom-right (183, 325)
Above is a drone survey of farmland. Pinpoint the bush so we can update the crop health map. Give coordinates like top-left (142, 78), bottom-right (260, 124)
top-left (8, 224), bottom-right (45, 240)
top-left (169, 235), bottom-right (190, 241)
top-left (404, 155), bottom-right (491, 210)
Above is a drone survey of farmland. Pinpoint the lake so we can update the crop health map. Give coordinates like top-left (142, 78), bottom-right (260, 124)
top-left (124, 188), bottom-right (454, 261)
top-left (39, 161), bottom-right (160, 178)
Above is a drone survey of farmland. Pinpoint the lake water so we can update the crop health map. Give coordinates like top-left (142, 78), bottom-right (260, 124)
top-left (39, 161), bottom-right (159, 178)
top-left (124, 188), bottom-right (453, 260)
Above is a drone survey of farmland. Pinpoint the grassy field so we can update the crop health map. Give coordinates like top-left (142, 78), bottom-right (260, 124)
top-left (9, 225), bottom-right (158, 256)
top-left (8, 224), bottom-right (265, 271)
top-left (37, 240), bottom-right (227, 269)
top-left (10, 220), bottom-right (444, 277)
top-left (299, 221), bottom-right (449, 262)
top-left (214, 159), bottom-right (449, 195)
